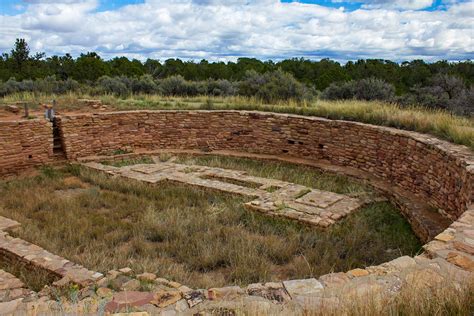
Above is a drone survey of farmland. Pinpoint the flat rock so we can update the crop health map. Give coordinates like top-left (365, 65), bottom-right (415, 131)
top-left (97, 287), bottom-right (113, 298)
top-left (183, 290), bottom-right (205, 308)
top-left (105, 291), bottom-right (154, 312)
top-left (435, 233), bottom-right (454, 242)
top-left (282, 279), bottom-right (323, 298)
top-left (151, 290), bottom-right (181, 308)
top-left (348, 268), bottom-right (369, 277)
top-left (207, 286), bottom-right (244, 300)
top-left (137, 273), bottom-right (157, 282)
top-left (122, 279), bottom-right (141, 291)
top-left (446, 252), bottom-right (474, 271)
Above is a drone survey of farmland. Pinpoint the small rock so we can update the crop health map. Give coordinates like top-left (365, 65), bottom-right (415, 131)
top-left (207, 286), bottom-right (244, 300)
top-left (0, 298), bottom-right (23, 314)
top-left (247, 283), bottom-right (290, 303)
top-left (121, 279), bottom-right (141, 291)
top-left (154, 278), bottom-right (170, 286)
top-left (151, 290), bottom-right (181, 308)
top-left (5, 105), bottom-right (19, 114)
top-left (97, 287), bottom-right (113, 298)
top-left (319, 273), bottom-right (350, 288)
top-left (385, 256), bottom-right (416, 270)
top-left (119, 267), bottom-right (133, 275)
top-left (52, 276), bottom-right (72, 287)
top-left (283, 279), bottom-right (323, 298)
top-left (174, 299), bottom-right (189, 312)
top-left (453, 241), bottom-right (474, 255)
top-left (167, 281), bottom-right (181, 289)
top-left (137, 273), bottom-right (157, 282)
top-left (96, 277), bottom-right (109, 288)
top-left (183, 290), bottom-right (205, 308)
top-left (446, 252), bottom-right (474, 271)
top-left (177, 285), bottom-right (193, 294)
top-left (107, 270), bottom-right (121, 280)
top-left (110, 275), bottom-right (132, 290)
top-left (435, 233), bottom-right (454, 242)
top-left (348, 268), bottom-right (369, 277)
top-left (105, 291), bottom-right (154, 312)
top-left (405, 268), bottom-right (444, 288)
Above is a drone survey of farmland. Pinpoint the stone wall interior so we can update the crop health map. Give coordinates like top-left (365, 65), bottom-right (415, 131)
top-left (0, 110), bottom-right (472, 314)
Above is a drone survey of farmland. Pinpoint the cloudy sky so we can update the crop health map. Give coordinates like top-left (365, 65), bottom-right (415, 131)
top-left (0, 0), bottom-right (472, 62)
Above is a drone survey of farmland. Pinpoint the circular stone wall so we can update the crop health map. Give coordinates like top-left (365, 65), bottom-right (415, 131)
top-left (57, 110), bottom-right (473, 239)
top-left (0, 110), bottom-right (473, 313)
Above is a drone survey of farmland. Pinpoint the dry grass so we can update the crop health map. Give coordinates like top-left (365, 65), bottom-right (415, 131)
top-left (235, 276), bottom-right (474, 316)
top-left (0, 257), bottom-right (58, 292)
top-left (0, 159), bottom-right (420, 290)
top-left (1, 92), bottom-right (473, 149)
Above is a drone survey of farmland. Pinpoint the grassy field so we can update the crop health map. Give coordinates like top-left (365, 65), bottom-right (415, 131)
top-left (1, 92), bottom-right (473, 150)
top-left (0, 158), bottom-right (420, 290)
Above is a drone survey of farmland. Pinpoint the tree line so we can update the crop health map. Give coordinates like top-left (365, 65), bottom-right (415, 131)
top-left (1, 39), bottom-right (473, 115)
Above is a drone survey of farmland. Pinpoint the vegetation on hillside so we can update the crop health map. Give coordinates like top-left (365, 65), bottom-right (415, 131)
top-left (1, 39), bottom-right (473, 115)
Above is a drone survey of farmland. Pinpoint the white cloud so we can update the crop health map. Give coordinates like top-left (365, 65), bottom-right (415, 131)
top-left (0, 0), bottom-right (472, 61)
top-left (360, 0), bottom-right (434, 10)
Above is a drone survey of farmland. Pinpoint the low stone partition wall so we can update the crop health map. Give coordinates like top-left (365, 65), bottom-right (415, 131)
top-left (0, 119), bottom-right (53, 177)
top-left (57, 110), bottom-right (474, 222)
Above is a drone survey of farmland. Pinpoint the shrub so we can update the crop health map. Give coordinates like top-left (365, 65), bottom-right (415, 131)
top-left (206, 79), bottom-right (237, 96)
top-left (401, 74), bottom-right (472, 115)
top-left (321, 78), bottom-right (395, 101)
top-left (354, 77), bottom-right (395, 101)
top-left (321, 81), bottom-right (357, 100)
top-left (97, 76), bottom-right (130, 96)
top-left (131, 75), bottom-right (158, 94)
top-left (448, 87), bottom-right (474, 116)
top-left (158, 75), bottom-right (191, 96)
top-left (239, 69), bottom-right (311, 103)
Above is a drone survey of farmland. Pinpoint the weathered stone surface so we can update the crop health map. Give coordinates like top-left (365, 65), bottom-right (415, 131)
top-left (0, 110), bottom-right (473, 314)
top-left (435, 233), bottom-right (454, 242)
top-left (446, 252), bottom-right (474, 271)
top-left (97, 287), bottom-right (113, 298)
top-left (0, 298), bottom-right (23, 314)
top-left (151, 290), bottom-right (181, 308)
top-left (348, 268), bottom-right (369, 277)
top-left (247, 283), bottom-right (291, 303)
top-left (105, 291), bottom-right (154, 312)
top-left (405, 268), bottom-right (444, 288)
top-left (183, 290), bottom-right (205, 308)
top-left (207, 286), bottom-right (244, 300)
top-left (122, 279), bottom-right (141, 291)
top-left (319, 272), bottom-right (350, 288)
top-left (283, 279), bottom-right (323, 298)
top-left (453, 241), bottom-right (474, 255)
top-left (119, 267), bottom-right (133, 275)
top-left (5, 105), bottom-right (20, 114)
top-left (137, 273), bottom-right (157, 282)
top-left (385, 256), bottom-right (417, 270)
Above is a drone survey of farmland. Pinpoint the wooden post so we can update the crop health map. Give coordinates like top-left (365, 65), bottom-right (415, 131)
top-left (24, 103), bottom-right (29, 118)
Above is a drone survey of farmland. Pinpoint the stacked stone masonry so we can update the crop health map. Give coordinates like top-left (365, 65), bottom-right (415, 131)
top-left (0, 119), bottom-right (52, 177)
top-left (0, 110), bottom-right (473, 314)
top-left (57, 110), bottom-right (473, 220)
